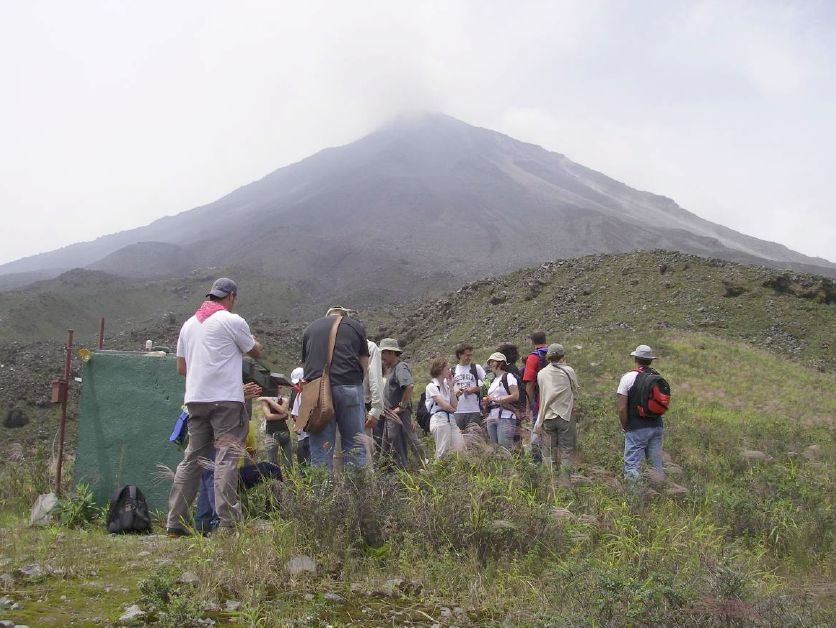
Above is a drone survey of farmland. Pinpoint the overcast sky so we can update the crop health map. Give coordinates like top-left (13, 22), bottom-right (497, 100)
top-left (1, 0), bottom-right (834, 266)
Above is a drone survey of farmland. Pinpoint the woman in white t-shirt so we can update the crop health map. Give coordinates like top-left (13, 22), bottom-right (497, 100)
top-left (482, 351), bottom-right (519, 450)
top-left (425, 357), bottom-right (465, 458)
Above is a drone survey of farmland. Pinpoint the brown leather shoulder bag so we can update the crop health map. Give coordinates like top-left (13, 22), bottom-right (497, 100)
top-left (295, 315), bottom-right (342, 434)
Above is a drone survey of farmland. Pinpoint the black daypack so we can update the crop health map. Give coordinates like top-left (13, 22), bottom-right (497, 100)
top-left (506, 364), bottom-right (527, 411)
top-left (106, 485), bottom-right (152, 534)
top-left (500, 372), bottom-right (527, 415)
top-left (415, 391), bottom-right (431, 434)
top-left (630, 368), bottom-right (671, 420)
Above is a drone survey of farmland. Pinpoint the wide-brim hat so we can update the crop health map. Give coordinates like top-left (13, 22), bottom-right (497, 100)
top-left (630, 344), bottom-right (656, 360)
top-left (487, 352), bottom-right (507, 363)
top-left (379, 338), bottom-right (403, 353)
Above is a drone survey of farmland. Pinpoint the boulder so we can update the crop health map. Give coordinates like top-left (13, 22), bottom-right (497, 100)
top-left (29, 493), bottom-right (58, 527)
top-left (3, 407), bottom-right (28, 428)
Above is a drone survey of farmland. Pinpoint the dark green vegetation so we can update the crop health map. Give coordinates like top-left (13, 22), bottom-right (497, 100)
top-left (0, 250), bottom-right (833, 625)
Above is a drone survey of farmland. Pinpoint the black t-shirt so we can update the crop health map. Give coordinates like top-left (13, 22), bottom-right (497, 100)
top-left (302, 316), bottom-right (369, 386)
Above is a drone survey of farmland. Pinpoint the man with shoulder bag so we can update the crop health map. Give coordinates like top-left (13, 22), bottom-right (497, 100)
top-left (298, 307), bottom-right (370, 471)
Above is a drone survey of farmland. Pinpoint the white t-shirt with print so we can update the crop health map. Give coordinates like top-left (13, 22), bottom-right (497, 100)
top-left (487, 372), bottom-right (518, 419)
top-left (176, 309), bottom-right (255, 404)
top-left (617, 371), bottom-right (639, 396)
top-left (453, 363), bottom-right (486, 414)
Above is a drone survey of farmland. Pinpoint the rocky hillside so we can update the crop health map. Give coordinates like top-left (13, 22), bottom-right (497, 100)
top-left (381, 250), bottom-right (835, 372)
top-left (2, 250), bottom-right (833, 462)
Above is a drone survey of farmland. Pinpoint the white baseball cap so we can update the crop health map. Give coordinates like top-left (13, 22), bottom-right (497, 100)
top-left (290, 367), bottom-right (304, 384)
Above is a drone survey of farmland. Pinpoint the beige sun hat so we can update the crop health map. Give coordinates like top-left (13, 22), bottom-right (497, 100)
top-left (630, 344), bottom-right (656, 359)
top-left (379, 338), bottom-right (403, 353)
top-left (487, 352), bottom-right (508, 363)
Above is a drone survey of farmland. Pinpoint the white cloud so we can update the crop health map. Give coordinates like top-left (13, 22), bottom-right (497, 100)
top-left (0, 0), bottom-right (834, 264)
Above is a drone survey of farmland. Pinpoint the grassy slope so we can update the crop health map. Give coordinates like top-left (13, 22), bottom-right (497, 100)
top-left (1, 250), bottom-right (834, 625)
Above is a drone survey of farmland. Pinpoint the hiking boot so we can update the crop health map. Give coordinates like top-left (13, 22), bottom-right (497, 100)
top-left (166, 527), bottom-right (189, 538)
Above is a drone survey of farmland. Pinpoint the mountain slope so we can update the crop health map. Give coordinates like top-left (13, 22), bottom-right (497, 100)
top-left (1, 114), bottom-right (832, 299)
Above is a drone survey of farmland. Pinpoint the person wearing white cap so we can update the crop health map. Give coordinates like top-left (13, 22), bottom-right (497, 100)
top-left (482, 352), bottom-right (519, 450)
top-left (534, 344), bottom-right (579, 486)
top-left (617, 344), bottom-right (665, 484)
top-left (288, 367), bottom-right (310, 470)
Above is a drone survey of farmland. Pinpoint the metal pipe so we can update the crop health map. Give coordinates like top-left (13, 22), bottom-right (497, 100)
top-left (54, 329), bottom-right (74, 496)
top-left (97, 318), bottom-right (105, 349)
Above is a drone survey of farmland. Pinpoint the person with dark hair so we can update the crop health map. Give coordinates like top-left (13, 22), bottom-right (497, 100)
top-left (522, 331), bottom-right (549, 461)
top-left (482, 352), bottom-right (519, 450)
top-left (425, 357), bottom-right (464, 458)
top-left (452, 342), bottom-right (486, 436)
top-left (617, 344), bottom-right (665, 484)
top-left (535, 344), bottom-right (579, 487)
top-left (167, 278), bottom-right (262, 536)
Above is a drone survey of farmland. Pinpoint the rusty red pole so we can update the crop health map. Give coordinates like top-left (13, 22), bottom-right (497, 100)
top-left (54, 329), bottom-right (74, 496)
top-left (97, 317), bottom-right (105, 349)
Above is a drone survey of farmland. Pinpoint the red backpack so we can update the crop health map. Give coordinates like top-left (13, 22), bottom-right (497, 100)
top-left (631, 368), bottom-right (671, 418)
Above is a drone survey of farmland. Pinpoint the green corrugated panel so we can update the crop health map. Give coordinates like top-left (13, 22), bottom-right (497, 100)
top-left (75, 351), bottom-right (184, 512)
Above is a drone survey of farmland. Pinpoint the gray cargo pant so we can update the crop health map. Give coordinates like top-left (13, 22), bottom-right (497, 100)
top-left (167, 401), bottom-right (248, 531)
top-left (542, 416), bottom-right (576, 476)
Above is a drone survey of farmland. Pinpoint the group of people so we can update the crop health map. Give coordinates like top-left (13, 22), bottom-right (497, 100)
top-left (166, 278), bottom-right (669, 536)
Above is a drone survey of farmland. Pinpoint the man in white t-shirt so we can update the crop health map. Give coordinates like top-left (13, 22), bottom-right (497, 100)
top-left (166, 278), bottom-right (262, 536)
top-left (451, 342), bottom-right (486, 435)
top-left (617, 344), bottom-right (665, 485)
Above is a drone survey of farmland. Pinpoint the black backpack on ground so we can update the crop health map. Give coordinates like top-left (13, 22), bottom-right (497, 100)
top-left (106, 485), bottom-right (152, 534)
top-left (415, 391), bottom-right (431, 434)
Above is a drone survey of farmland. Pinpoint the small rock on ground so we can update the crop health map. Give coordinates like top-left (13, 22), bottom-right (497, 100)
top-left (14, 564), bottom-right (42, 580)
top-left (324, 593), bottom-right (345, 603)
top-left (285, 555), bottom-right (316, 577)
top-left (742, 450), bottom-right (773, 462)
top-left (224, 600), bottom-right (241, 612)
top-left (804, 445), bottom-right (820, 459)
top-left (179, 571), bottom-right (199, 585)
top-left (119, 604), bottom-right (145, 625)
top-left (665, 483), bottom-right (689, 496)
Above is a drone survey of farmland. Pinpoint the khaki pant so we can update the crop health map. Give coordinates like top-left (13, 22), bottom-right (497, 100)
top-left (167, 401), bottom-right (248, 531)
top-left (542, 416), bottom-right (576, 476)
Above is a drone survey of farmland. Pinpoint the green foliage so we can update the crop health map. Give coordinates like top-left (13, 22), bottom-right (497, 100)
top-left (137, 568), bottom-right (204, 628)
top-left (53, 482), bottom-right (99, 528)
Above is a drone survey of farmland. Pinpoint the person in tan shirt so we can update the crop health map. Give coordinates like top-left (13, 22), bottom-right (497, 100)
top-left (535, 343), bottom-right (579, 486)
